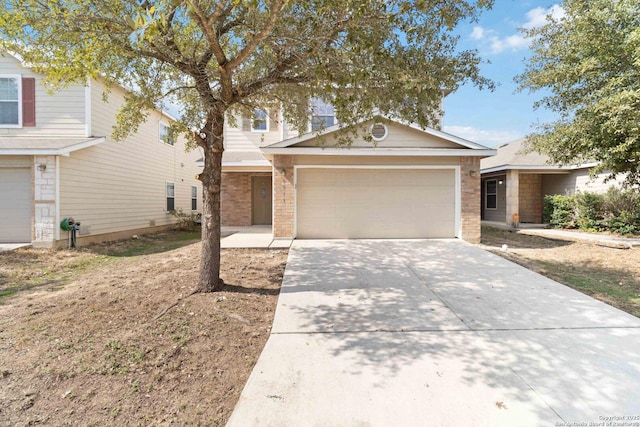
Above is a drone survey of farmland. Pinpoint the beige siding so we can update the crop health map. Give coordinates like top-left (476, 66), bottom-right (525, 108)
top-left (295, 121), bottom-right (460, 148)
top-left (542, 169), bottom-right (624, 196)
top-left (292, 155), bottom-right (461, 166)
top-left (224, 110), bottom-right (283, 151)
top-left (58, 80), bottom-right (202, 238)
top-left (0, 55), bottom-right (86, 137)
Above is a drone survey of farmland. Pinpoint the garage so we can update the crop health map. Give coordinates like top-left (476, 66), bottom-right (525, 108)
top-left (0, 167), bottom-right (32, 243)
top-left (295, 167), bottom-right (457, 239)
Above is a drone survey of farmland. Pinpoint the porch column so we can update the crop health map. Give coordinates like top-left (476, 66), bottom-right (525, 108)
top-left (272, 155), bottom-right (294, 238)
top-left (33, 155), bottom-right (57, 248)
top-left (505, 169), bottom-right (519, 227)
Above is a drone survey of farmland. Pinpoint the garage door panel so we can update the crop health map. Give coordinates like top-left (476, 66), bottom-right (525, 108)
top-left (0, 168), bottom-right (32, 243)
top-left (296, 169), bottom-right (456, 239)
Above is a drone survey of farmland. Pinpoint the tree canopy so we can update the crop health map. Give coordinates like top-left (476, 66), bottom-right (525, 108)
top-left (1, 0), bottom-right (494, 290)
top-left (517, 0), bottom-right (640, 186)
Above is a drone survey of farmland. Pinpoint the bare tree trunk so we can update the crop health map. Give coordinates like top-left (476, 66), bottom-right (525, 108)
top-left (198, 115), bottom-right (225, 292)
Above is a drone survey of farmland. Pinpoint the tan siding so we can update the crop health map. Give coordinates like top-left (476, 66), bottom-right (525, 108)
top-left (0, 55), bottom-right (86, 137)
top-left (292, 155), bottom-right (460, 166)
top-left (295, 122), bottom-right (460, 148)
top-left (58, 80), bottom-right (202, 238)
top-left (224, 110), bottom-right (284, 151)
top-left (542, 169), bottom-right (624, 196)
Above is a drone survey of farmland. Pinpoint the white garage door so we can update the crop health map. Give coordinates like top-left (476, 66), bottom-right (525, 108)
top-left (296, 168), bottom-right (457, 238)
top-left (0, 168), bottom-right (32, 243)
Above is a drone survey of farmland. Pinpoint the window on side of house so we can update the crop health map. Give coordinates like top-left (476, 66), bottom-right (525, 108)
top-left (191, 186), bottom-right (197, 211)
top-left (251, 108), bottom-right (269, 132)
top-left (166, 182), bottom-right (175, 211)
top-left (485, 179), bottom-right (497, 210)
top-left (310, 97), bottom-right (335, 131)
top-left (159, 122), bottom-right (175, 145)
top-left (0, 75), bottom-right (21, 127)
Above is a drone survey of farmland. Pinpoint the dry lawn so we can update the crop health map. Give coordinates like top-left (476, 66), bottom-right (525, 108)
top-left (0, 232), bottom-right (287, 426)
top-left (480, 226), bottom-right (640, 318)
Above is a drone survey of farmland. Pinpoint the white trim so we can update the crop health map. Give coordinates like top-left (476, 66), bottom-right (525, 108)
top-left (480, 164), bottom-right (593, 174)
top-left (263, 147), bottom-right (496, 157)
top-left (191, 185), bottom-right (198, 211)
top-left (485, 179), bottom-right (497, 211)
top-left (292, 165), bottom-right (461, 239)
top-left (0, 137), bottom-right (107, 155)
top-left (264, 114), bottom-right (491, 150)
top-left (84, 81), bottom-right (92, 137)
top-left (251, 108), bottom-right (269, 133)
top-left (55, 156), bottom-right (60, 240)
top-left (0, 74), bottom-right (23, 128)
top-left (165, 181), bottom-right (175, 212)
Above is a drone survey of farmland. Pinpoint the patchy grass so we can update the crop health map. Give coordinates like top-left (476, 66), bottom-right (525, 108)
top-left (0, 231), bottom-right (202, 303)
top-left (480, 226), bottom-right (640, 318)
top-left (0, 232), bottom-right (287, 426)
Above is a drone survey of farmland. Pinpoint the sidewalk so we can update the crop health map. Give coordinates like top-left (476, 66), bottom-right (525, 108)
top-left (221, 225), bottom-right (292, 249)
top-left (482, 221), bottom-right (640, 248)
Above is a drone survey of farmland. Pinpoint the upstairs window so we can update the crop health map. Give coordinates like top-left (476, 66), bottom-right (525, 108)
top-left (310, 97), bottom-right (335, 131)
top-left (485, 179), bottom-right (497, 210)
top-left (0, 75), bottom-right (20, 127)
top-left (251, 108), bottom-right (269, 132)
top-left (159, 122), bottom-right (175, 145)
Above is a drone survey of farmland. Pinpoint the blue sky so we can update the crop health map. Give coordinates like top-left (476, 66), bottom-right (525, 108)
top-left (442, 1), bottom-right (565, 147)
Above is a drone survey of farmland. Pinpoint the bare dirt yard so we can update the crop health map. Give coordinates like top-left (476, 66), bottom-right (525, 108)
top-left (0, 232), bottom-right (288, 426)
top-left (480, 226), bottom-right (640, 318)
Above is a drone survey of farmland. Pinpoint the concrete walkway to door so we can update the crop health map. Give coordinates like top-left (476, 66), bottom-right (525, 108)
top-left (227, 239), bottom-right (640, 427)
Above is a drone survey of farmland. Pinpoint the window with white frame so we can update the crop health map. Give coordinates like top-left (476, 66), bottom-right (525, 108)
top-left (166, 182), bottom-right (175, 211)
top-left (251, 108), bottom-right (269, 132)
top-left (310, 97), bottom-right (335, 131)
top-left (191, 186), bottom-right (197, 211)
top-left (159, 122), bottom-right (175, 145)
top-left (0, 75), bottom-right (21, 127)
top-left (485, 179), bottom-right (497, 210)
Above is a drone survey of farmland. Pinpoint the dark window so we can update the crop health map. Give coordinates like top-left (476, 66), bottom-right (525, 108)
top-left (191, 186), bottom-right (197, 211)
top-left (160, 122), bottom-right (175, 145)
top-left (0, 76), bottom-right (19, 126)
top-left (166, 182), bottom-right (175, 211)
top-left (311, 98), bottom-right (335, 131)
top-left (486, 179), bottom-right (497, 210)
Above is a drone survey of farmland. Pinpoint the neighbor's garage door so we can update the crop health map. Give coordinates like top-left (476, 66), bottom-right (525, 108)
top-left (0, 168), bottom-right (32, 243)
top-left (296, 168), bottom-right (456, 238)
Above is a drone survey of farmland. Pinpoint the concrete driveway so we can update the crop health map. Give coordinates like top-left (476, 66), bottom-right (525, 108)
top-left (227, 239), bottom-right (640, 427)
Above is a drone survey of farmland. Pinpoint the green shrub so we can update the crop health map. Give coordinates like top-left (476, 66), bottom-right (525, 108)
top-left (543, 194), bottom-right (576, 228)
top-left (574, 191), bottom-right (605, 231)
top-left (544, 187), bottom-right (640, 235)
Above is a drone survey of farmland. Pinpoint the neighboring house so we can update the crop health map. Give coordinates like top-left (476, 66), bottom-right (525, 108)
top-left (212, 102), bottom-right (495, 243)
top-left (0, 52), bottom-right (202, 247)
top-left (480, 138), bottom-right (624, 226)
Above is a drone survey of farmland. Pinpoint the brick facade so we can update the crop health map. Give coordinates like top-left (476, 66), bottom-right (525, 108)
top-left (518, 173), bottom-right (543, 223)
top-left (221, 171), bottom-right (271, 226)
top-left (459, 156), bottom-right (481, 244)
top-left (272, 155), bottom-right (294, 238)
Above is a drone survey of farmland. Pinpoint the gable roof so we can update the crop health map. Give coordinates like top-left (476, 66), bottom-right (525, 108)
top-left (261, 115), bottom-right (495, 157)
top-left (480, 138), bottom-right (591, 174)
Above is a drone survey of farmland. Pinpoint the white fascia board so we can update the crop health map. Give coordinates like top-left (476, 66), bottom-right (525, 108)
top-left (0, 137), bottom-right (106, 156)
top-left (481, 164), bottom-right (575, 174)
top-left (261, 147), bottom-right (496, 157)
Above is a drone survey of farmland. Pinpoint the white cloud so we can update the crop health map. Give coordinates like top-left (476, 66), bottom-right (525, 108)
top-left (523, 5), bottom-right (566, 29)
top-left (470, 26), bottom-right (485, 40)
top-left (444, 125), bottom-right (523, 147)
top-left (470, 4), bottom-right (565, 54)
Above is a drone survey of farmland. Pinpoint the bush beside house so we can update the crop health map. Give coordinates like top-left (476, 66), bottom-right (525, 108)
top-left (543, 188), bottom-right (640, 235)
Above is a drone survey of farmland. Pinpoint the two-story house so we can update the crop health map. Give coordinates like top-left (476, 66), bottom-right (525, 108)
top-left (0, 52), bottom-right (202, 247)
top-left (216, 99), bottom-right (496, 243)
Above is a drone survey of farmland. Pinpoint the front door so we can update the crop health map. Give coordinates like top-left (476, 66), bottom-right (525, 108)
top-left (252, 176), bottom-right (272, 225)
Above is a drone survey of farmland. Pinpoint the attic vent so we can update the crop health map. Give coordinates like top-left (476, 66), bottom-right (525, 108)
top-left (370, 123), bottom-right (388, 141)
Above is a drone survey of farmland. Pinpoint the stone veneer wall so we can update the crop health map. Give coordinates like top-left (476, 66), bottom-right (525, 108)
top-left (460, 156), bottom-right (481, 243)
top-left (33, 155), bottom-right (57, 247)
top-left (221, 171), bottom-right (272, 226)
top-left (272, 155), bottom-right (294, 238)
top-left (518, 173), bottom-right (543, 223)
